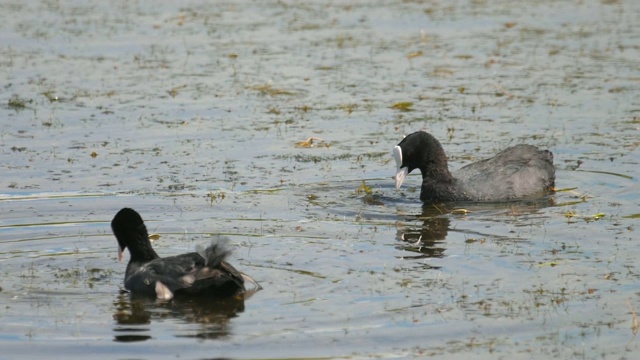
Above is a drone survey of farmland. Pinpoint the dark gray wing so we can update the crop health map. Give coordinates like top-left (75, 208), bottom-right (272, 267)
top-left (453, 145), bottom-right (554, 200)
top-left (124, 252), bottom-right (205, 296)
top-left (124, 240), bottom-right (246, 298)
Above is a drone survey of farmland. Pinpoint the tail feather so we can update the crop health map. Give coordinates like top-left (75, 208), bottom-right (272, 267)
top-left (196, 236), bottom-right (231, 267)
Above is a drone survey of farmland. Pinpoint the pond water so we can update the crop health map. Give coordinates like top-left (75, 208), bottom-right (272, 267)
top-left (1, 0), bottom-right (639, 358)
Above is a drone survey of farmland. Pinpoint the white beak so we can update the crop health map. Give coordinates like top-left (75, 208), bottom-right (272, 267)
top-left (392, 145), bottom-right (408, 189)
top-left (395, 167), bottom-right (408, 189)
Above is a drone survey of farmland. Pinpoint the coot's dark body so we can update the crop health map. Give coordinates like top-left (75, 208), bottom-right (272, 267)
top-left (111, 208), bottom-right (258, 300)
top-left (393, 131), bottom-right (555, 202)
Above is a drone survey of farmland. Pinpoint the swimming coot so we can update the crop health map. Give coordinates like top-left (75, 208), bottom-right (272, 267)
top-left (393, 131), bottom-right (555, 202)
top-left (111, 208), bottom-right (260, 300)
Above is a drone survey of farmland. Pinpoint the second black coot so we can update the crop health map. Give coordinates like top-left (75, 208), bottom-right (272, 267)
top-left (111, 208), bottom-right (260, 300)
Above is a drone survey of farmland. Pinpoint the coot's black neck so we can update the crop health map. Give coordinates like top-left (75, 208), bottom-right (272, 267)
top-left (128, 240), bottom-right (160, 263)
top-left (418, 162), bottom-right (453, 182)
top-left (420, 176), bottom-right (462, 202)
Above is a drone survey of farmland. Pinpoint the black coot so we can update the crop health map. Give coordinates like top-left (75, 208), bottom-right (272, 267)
top-left (111, 208), bottom-right (260, 300)
top-left (393, 131), bottom-right (555, 202)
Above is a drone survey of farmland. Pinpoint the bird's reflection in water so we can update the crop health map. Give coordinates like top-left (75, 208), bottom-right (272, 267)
top-left (395, 206), bottom-right (450, 264)
top-left (112, 291), bottom-right (246, 342)
top-left (395, 199), bottom-right (554, 263)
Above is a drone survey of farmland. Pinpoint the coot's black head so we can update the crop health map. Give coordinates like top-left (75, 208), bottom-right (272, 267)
top-left (393, 131), bottom-right (449, 189)
top-left (111, 207), bottom-right (149, 262)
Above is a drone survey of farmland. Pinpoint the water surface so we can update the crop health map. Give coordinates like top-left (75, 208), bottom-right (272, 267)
top-left (1, 0), bottom-right (639, 358)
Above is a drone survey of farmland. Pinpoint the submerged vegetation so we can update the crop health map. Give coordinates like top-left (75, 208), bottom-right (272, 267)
top-left (7, 94), bottom-right (31, 110)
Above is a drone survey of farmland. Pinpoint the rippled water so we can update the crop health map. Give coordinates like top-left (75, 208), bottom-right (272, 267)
top-left (1, 0), bottom-right (639, 358)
